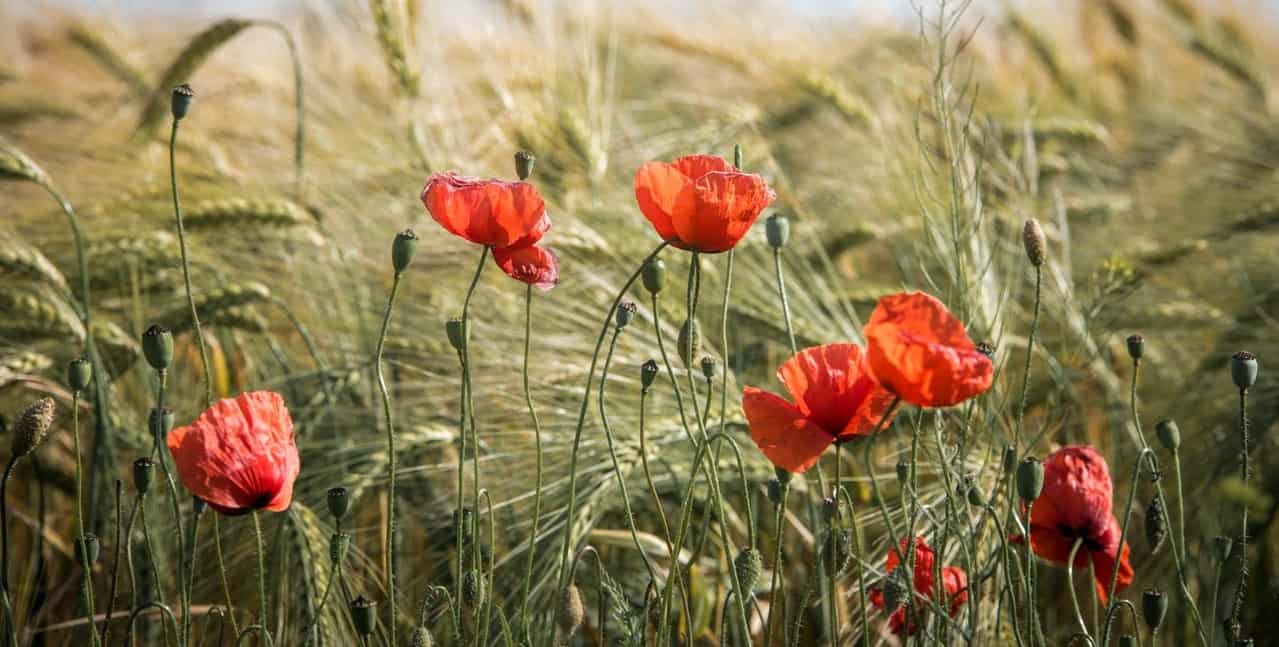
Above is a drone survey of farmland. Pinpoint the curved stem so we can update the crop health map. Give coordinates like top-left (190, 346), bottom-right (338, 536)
top-left (772, 248), bottom-right (797, 355)
top-left (1066, 538), bottom-right (1090, 640)
top-left (169, 119), bottom-right (214, 404)
top-left (374, 267), bottom-right (404, 645)
top-left (124, 602), bottom-right (181, 646)
top-left (1, 457), bottom-right (17, 643)
top-left (764, 482), bottom-right (790, 646)
top-left (518, 284), bottom-right (545, 640)
top-left (256, 21), bottom-right (305, 199)
top-left (233, 624), bottom-right (274, 647)
top-left (213, 514), bottom-right (240, 636)
top-left (454, 246), bottom-right (488, 635)
top-left (836, 485), bottom-right (869, 647)
top-left (638, 387), bottom-right (673, 551)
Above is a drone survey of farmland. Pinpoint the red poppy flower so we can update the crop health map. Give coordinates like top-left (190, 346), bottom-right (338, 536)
top-left (634, 154), bottom-right (777, 253)
top-left (421, 172), bottom-right (550, 249)
top-left (493, 244), bottom-right (559, 290)
top-left (1019, 445), bottom-right (1133, 603)
top-left (869, 537), bottom-right (969, 635)
top-left (864, 291), bottom-right (993, 408)
top-left (741, 343), bottom-right (896, 473)
top-left (167, 391), bottom-right (300, 516)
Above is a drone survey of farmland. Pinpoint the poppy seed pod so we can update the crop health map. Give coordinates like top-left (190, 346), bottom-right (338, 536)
top-left (640, 360), bottom-right (659, 391)
top-left (1016, 457), bottom-right (1044, 502)
top-left (1145, 496), bottom-right (1167, 551)
top-left (142, 324), bottom-right (174, 370)
top-left (171, 84), bottom-right (194, 121)
top-left (1118, 636), bottom-right (1138, 647)
top-left (75, 533), bottom-right (100, 565)
top-left (1141, 589), bottom-right (1167, 631)
top-left (149, 407), bottom-right (174, 443)
top-left (410, 626), bottom-right (434, 647)
top-left (11, 396), bottom-right (55, 459)
top-left (392, 228), bottom-right (418, 274)
top-left (1126, 334), bottom-right (1144, 362)
top-left (642, 258), bottom-right (666, 295)
top-left (1232, 351), bottom-right (1258, 392)
top-left (329, 531), bottom-right (350, 565)
top-left (446, 317), bottom-right (469, 352)
top-left (349, 596), bottom-right (378, 636)
top-left (767, 478), bottom-right (784, 506)
top-left (1155, 419), bottom-right (1180, 451)
top-left (514, 150), bottom-right (536, 180)
top-left (766, 213), bottom-right (790, 249)
top-left (1213, 535), bottom-right (1233, 562)
top-left (677, 319), bottom-right (700, 366)
top-left (132, 457), bottom-right (154, 495)
top-left (1022, 219), bottom-right (1046, 267)
top-left (327, 486), bottom-right (350, 521)
top-left (699, 355), bottom-right (718, 380)
top-left (462, 569), bottom-right (485, 609)
top-left (557, 583), bottom-right (584, 638)
top-left (734, 548), bottom-right (762, 594)
top-left (67, 357), bottom-right (93, 392)
top-left (615, 301), bottom-right (637, 329)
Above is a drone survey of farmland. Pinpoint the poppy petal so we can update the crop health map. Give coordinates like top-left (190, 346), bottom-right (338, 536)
top-left (672, 154), bottom-right (735, 179)
top-left (494, 245), bottom-right (559, 290)
top-left (421, 173), bottom-right (549, 249)
top-left (1090, 516), bottom-right (1134, 604)
top-left (634, 161), bottom-right (693, 244)
top-left (774, 343), bottom-right (895, 440)
top-left (864, 291), bottom-right (993, 407)
top-left (673, 171), bottom-right (775, 253)
top-left (742, 387), bottom-right (834, 473)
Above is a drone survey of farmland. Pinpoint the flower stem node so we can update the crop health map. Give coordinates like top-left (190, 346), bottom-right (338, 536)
top-left (132, 458), bottom-right (155, 495)
top-left (1126, 334), bottom-right (1144, 362)
top-left (67, 357), bottom-right (93, 392)
top-left (640, 360), bottom-right (659, 391)
top-left (446, 317), bottom-right (469, 353)
top-left (1022, 219), bottom-right (1046, 267)
top-left (171, 84), bottom-right (194, 121)
top-left (11, 396), bottom-right (55, 459)
top-left (1154, 419), bottom-right (1181, 451)
top-left (642, 258), bottom-right (666, 295)
top-left (392, 228), bottom-right (418, 274)
top-left (327, 486), bottom-right (350, 521)
top-left (677, 319), bottom-right (700, 366)
top-left (766, 213), bottom-right (790, 249)
top-left (1141, 588), bottom-right (1167, 631)
top-left (1231, 351), bottom-right (1258, 392)
top-left (142, 324), bottom-right (174, 371)
top-left (558, 582), bottom-right (584, 638)
top-left (75, 533), bottom-right (100, 565)
top-left (149, 408), bottom-right (175, 444)
top-left (1016, 457), bottom-right (1044, 502)
top-left (349, 596), bottom-right (378, 636)
top-left (514, 151), bottom-right (536, 181)
top-left (615, 301), bottom-right (637, 329)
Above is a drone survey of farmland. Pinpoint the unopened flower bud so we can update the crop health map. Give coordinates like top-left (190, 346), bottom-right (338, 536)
top-left (734, 548), bottom-right (762, 594)
top-left (1141, 589), bottom-right (1167, 631)
top-left (641, 360), bottom-right (659, 391)
top-left (1126, 334), bottom-right (1144, 362)
top-left (11, 396), bottom-right (55, 459)
top-left (327, 486), bottom-right (350, 521)
top-left (75, 533), bottom-right (100, 565)
top-left (642, 259), bottom-right (666, 295)
top-left (132, 458), bottom-right (154, 494)
top-left (766, 213), bottom-right (790, 249)
top-left (557, 582), bottom-right (584, 638)
top-left (1214, 536), bottom-right (1233, 562)
top-left (350, 596), bottom-right (378, 636)
top-left (1232, 351), bottom-right (1258, 392)
top-left (699, 356), bottom-right (718, 380)
top-left (615, 301), bottom-right (637, 329)
top-left (1022, 219), bottom-right (1046, 267)
top-left (514, 150), bottom-right (536, 180)
top-left (446, 317), bottom-right (469, 352)
top-left (462, 569), bottom-right (485, 609)
top-left (410, 626), bottom-right (434, 647)
top-left (67, 357), bottom-right (93, 392)
top-left (1155, 419), bottom-right (1180, 451)
top-left (677, 320), bottom-right (700, 366)
top-left (1017, 457), bottom-right (1044, 502)
top-left (329, 531), bottom-right (350, 564)
top-left (149, 408), bottom-right (174, 444)
top-left (142, 324), bottom-right (174, 370)
top-left (171, 84), bottom-right (194, 121)
top-left (392, 228), bottom-right (418, 274)
top-left (1145, 496), bottom-right (1167, 551)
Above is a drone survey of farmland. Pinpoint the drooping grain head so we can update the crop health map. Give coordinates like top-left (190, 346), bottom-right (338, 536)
top-left (11, 396), bottom-right (56, 459)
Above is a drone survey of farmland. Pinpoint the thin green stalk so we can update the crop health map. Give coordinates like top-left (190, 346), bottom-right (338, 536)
top-left (251, 511), bottom-right (269, 636)
top-left (169, 118), bottom-right (214, 404)
top-left (518, 284), bottom-right (545, 639)
top-left (1023, 499), bottom-right (1038, 647)
top-left (771, 249), bottom-right (797, 355)
top-left (102, 481), bottom-right (125, 646)
top-left (213, 514), bottom-right (240, 636)
top-left (454, 246), bottom-right (488, 635)
top-left (1230, 388), bottom-right (1250, 638)
top-left (139, 498), bottom-right (175, 647)
top-left (828, 443), bottom-right (841, 647)
top-left (152, 378), bottom-right (189, 645)
top-left (71, 391), bottom-right (99, 646)
top-left (638, 387), bottom-right (673, 550)
top-left (0, 458), bottom-right (15, 646)
top-left (836, 484), bottom-right (870, 647)
top-left (1066, 538), bottom-right (1090, 641)
top-left (764, 481), bottom-right (790, 646)
top-left (374, 263), bottom-right (406, 645)
top-left (123, 602), bottom-right (181, 646)
top-left (718, 248), bottom-right (733, 433)
top-left (233, 624), bottom-right (274, 647)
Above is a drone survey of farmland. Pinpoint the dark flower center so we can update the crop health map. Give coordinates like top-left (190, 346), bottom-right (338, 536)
top-left (1056, 523), bottom-right (1105, 552)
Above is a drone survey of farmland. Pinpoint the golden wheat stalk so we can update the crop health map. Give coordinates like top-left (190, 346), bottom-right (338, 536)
top-left (134, 18), bottom-right (253, 138)
top-left (157, 281), bottom-right (273, 331)
top-left (183, 197), bottom-right (312, 231)
top-left (0, 137), bottom-right (51, 187)
top-left (0, 286), bottom-right (85, 341)
top-left (67, 23), bottom-right (150, 97)
top-left (1007, 9), bottom-right (1082, 101)
top-left (369, 0), bottom-right (420, 98)
top-left (0, 242), bottom-right (69, 291)
top-left (798, 71), bottom-right (872, 128)
top-left (0, 350), bottom-right (53, 386)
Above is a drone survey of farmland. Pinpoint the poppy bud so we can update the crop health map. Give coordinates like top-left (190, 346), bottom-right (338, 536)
top-left (557, 582), bottom-right (584, 638)
top-left (67, 357), bottom-right (93, 392)
top-left (1231, 351), bottom-right (1258, 392)
top-left (615, 301), bottom-right (637, 329)
top-left (896, 460), bottom-right (909, 484)
top-left (329, 531), bottom-right (350, 565)
top-left (1154, 419), bottom-right (1180, 451)
top-left (392, 228), bottom-right (418, 274)
top-left (1017, 457), bottom-right (1044, 502)
top-left (327, 486), bottom-right (350, 521)
top-left (880, 571), bottom-right (908, 612)
top-left (766, 213), bottom-right (790, 249)
top-left (1002, 445), bottom-right (1017, 473)
top-left (410, 626), bottom-right (434, 647)
top-left (149, 408), bottom-right (174, 444)
top-left (1118, 636), bottom-right (1137, 647)
top-left (1126, 334), bottom-right (1144, 362)
top-left (132, 458), bottom-right (154, 494)
top-left (1141, 589), bottom-right (1167, 631)
top-left (446, 317), bottom-right (469, 352)
top-left (642, 259), bottom-right (666, 295)
top-left (767, 478), bottom-right (784, 506)
top-left (462, 569), bottom-right (485, 609)
top-left (641, 360), bottom-right (659, 391)
top-left (11, 396), bottom-right (55, 459)
top-left (171, 84), bottom-right (194, 121)
top-left (677, 320), bottom-right (700, 366)
top-left (734, 548), bottom-right (762, 594)
top-left (142, 324), bottom-right (174, 370)
top-left (514, 150), bottom-right (536, 180)
top-left (349, 596), bottom-right (378, 636)
top-left (976, 341), bottom-right (995, 358)
top-left (75, 533), bottom-right (100, 565)
top-left (1145, 496), bottom-right (1167, 551)
top-left (699, 356), bottom-right (718, 380)
top-left (1022, 219), bottom-right (1046, 267)
top-left (1213, 535), bottom-right (1233, 562)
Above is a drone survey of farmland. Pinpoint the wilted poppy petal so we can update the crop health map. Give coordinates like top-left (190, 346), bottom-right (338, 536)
top-left (494, 245), bottom-right (559, 290)
top-left (864, 291), bottom-right (993, 407)
top-left (942, 566), bottom-right (969, 612)
top-left (742, 387), bottom-right (834, 473)
top-left (1090, 517), bottom-right (1134, 604)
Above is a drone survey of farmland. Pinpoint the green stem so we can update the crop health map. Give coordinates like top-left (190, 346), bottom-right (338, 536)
top-left (836, 485), bottom-right (870, 647)
top-left (829, 443), bottom-right (841, 647)
top-left (140, 499), bottom-right (176, 647)
top-left (71, 392), bottom-right (100, 646)
top-left (1230, 388), bottom-right (1250, 639)
top-left (213, 514), bottom-right (240, 636)
top-left (772, 248), bottom-right (797, 355)
top-left (374, 265), bottom-right (405, 646)
top-left (169, 118), bottom-right (214, 404)
top-left (102, 481), bottom-right (125, 647)
top-left (251, 511), bottom-right (269, 637)
top-left (764, 481), bottom-right (789, 646)
top-left (518, 284), bottom-right (545, 640)
top-left (455, 246), bottom-right (488, 635)
top-left (1066, 538), bottom-right (1090, 640)
top-left (0, 457), bottom-right (17, 644)
top-left (638, 387), bottom-right (674, 551)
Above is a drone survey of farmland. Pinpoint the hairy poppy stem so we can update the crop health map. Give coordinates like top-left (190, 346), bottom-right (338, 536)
top-left (251, 511), bottom-right (270, 641)
top-left (374, 259), bottom-right (408, 645)
top-left (71, 391), bottom-right (100, 646)
top-left (1230, 388), bottom-right (1250, 638)
top-left (764, 481), bottom-right (789, 646)
top-left (0, 456), bottom-right (17, 646)
top-left (101, 481), bottom-right (124, 647)
top-left (637, 378), bottom-right (674, 554)
top-left (151, 371), bottom-right (190, 645)
top-left (213, 514), bottom-right (240, 636)
top-left (1066, 538), bottom-right (1091, 640)
top-left (828, 444), bottom-right (841, 647)
top-left (139, 498), bottom-right (177, 647)
top-left (518, 284), bottom-right (546, 641)
top-left (168, 117), bottom-right (214, 406)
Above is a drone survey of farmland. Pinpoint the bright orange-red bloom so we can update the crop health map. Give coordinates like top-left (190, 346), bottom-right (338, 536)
top-left (167, 391), bottom-right (299, 516)
top-left (634, 154), bottom-right (776, 253)
top-left (494, 245), bottom-right (559, 290)
top-left (421, 173), bottom-right (550, 249)
top-left (1020, 445), bottom-right (1133, 604)
top-left (864, 291), bottom-right (993, 407)
top-left (742, 343), bottom-right (896, 473)
top-left (869, 537), bottom-right (969, 635)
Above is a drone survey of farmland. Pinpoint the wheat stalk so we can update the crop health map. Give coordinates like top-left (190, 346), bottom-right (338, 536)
top-left (0, 137), bottom-right (51, 187)
top-left (0, 350), bottom-right (53, 386)
top-left (134, 18), bottom-right (253, 138)
top-left (0, 241), bottom-right (68, 291)
top-left (369, 0), bottom-right (420, 98)
top-left (0, 286), bottom-right (85, 341)
top-left (1007, 9), bottom-right (1082, 101)
top-left (157, 281), bottom-right (273, 331)
top-left (67, 23), bottom-right (149, 97)
top-left (799, 71), bottom-right (872, 128)
top-left (183, 197), bottom-right (312, 231)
